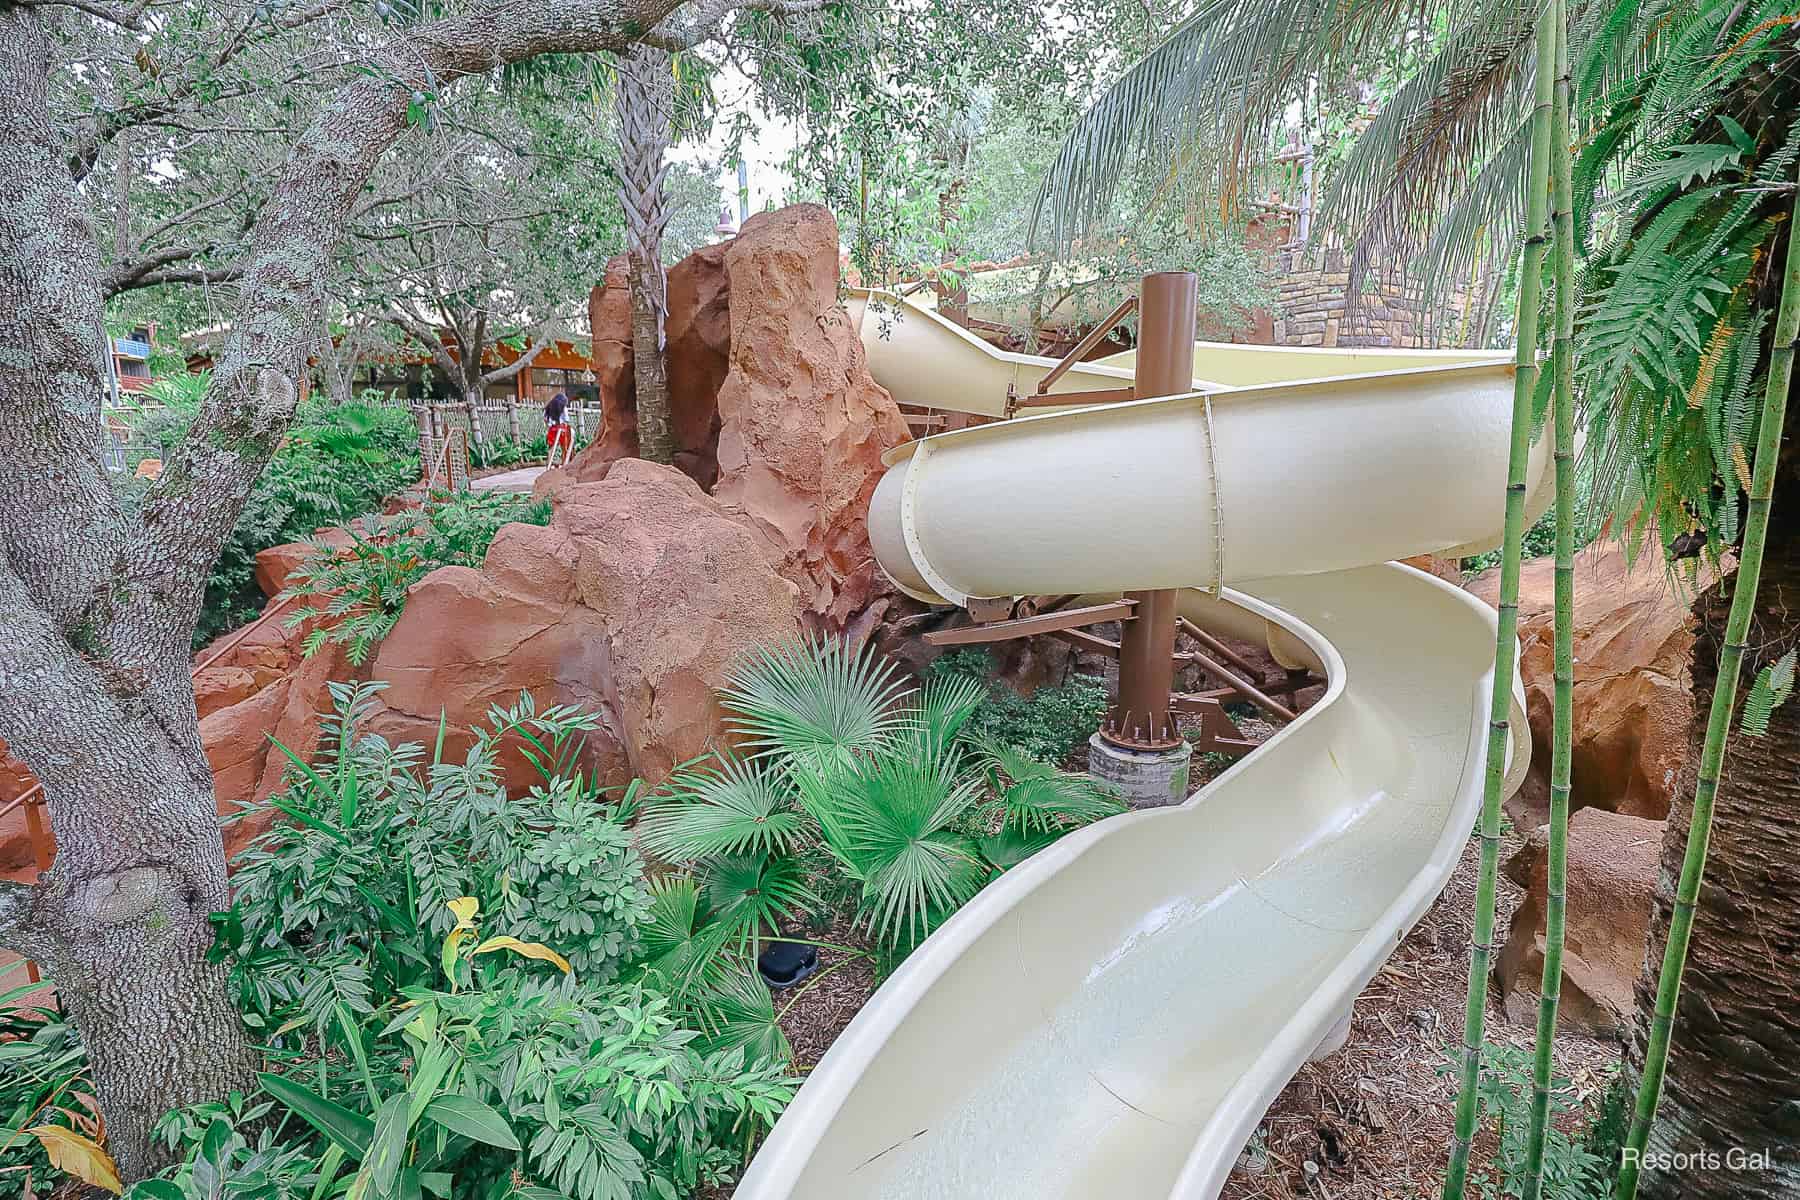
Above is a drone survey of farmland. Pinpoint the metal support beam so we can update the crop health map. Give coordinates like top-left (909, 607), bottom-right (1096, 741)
top-left (925, 600), bottom-right (1136, 646)
top-left (1099, 271), bottom-right (1198, 753)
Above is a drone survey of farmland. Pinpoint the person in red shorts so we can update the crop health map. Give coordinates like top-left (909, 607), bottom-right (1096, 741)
top-left (544, 392), bottom-right (573, 463)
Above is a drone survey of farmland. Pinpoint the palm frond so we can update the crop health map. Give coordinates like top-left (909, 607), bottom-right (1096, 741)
top-left (1324, 0), bottom-right (1541, 301)
top-left (691, 962), bottom-right (792, 1063)
top-left (800, 745), bottom-right (989, 948)
top-left (720, 637), bottom-right (910, 772)
top-left (898, 674), bottom-right (988, 753)
top-left (1029, 0), bottom-right (1430, 251)
top-left (700, 853), bottom-right (823, 951)
top-left (977, 739), bottom-right (1127, 834)
top-left (637, 755), bottom-right (811, 862)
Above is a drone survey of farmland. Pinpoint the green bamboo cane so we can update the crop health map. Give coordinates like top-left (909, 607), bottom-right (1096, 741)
top-left (1521, 4), bottom-right (1576, 1194)
top-left (1442, 7), bottom-right (1556, 1198)
top-left (1614, 154), bottom-right (1800, 1200)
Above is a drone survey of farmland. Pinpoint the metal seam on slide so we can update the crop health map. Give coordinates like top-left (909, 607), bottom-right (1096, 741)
top-left (1200, 394), bottom-right (1225, 597)
top-left (898, 439), bottom-right (970, 607)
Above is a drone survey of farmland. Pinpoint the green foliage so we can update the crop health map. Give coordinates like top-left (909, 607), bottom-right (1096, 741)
top-left (642, 639), bottom-right (1124, 957)
top-left (1572, 0), bottom-right (1799, 564)
top-left (223, 684), bottom-right (645, 1009)
top-left (280, 490), bottom-right (551, 665)
top-left (130, 394), bottom-right (421, 647)
top-left (1437, 1042), bottom-right (1609, 1200)
top-left (0, 984), bottom-right (92, 1200)
top-left (159, 684), bottom-right (793, 1200)
top-left (1740, 648), bottom-right (1796, 738)
top-left (927, 648), bottom-right (1109, 763)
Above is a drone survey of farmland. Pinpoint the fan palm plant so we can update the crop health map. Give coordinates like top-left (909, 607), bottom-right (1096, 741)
top-left (644, 638), bottom-right (1126, 960)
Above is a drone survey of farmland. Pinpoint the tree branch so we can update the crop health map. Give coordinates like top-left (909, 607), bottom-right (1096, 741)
top-left (644, 0), bottom-right (830, 50)
top-left (382, 306), bottom-right (463, 384)
top-left (15, 0), bottom-right (152, 31)
top-left (481, 328), bottom-right (556, 385)
top-left (102, 242), bottom-right (240, 296)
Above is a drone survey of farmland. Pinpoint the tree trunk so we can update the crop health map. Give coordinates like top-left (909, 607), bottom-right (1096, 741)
top-left (615, 43), bottom-right (673, 464)
top-left (1628, 538), bottom-right (1800, 1199)
top-left (0, 578), bottom-right (258, 1177)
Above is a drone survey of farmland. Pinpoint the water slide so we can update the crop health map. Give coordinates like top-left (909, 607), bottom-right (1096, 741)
top-left (846, 287), bottom-right (1500, 409)
top-left (733, 298), bottom-right (1549, 1200)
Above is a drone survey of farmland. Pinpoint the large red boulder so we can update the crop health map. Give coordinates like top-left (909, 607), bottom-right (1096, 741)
top-left (711, 205), bottom-right (911, 633)
top-left (254, 528), bottom-right (353, 599)
top-left (1470, 545), bottom-right (1704, 823)
top-left (1498, 807), bottom-right (1664, 1036)
top-left (368, 460), bottom-right (803, 791)
top-left (582, 247), bottom-right (732, 485)
top-left (572, 205), bottom-right (910, 637)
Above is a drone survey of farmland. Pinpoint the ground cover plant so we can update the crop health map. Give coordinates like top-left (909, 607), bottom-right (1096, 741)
top-left (924, 648), bottom-right (1109, 764)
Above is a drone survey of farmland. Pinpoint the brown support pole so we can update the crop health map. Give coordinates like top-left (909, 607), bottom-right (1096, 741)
top-left (1100, 271), bottom-right (1197, 753)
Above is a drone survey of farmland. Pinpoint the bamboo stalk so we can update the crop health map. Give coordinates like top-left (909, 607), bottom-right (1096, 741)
top-left (1522, 4), bottom-right (1576, 1194)
top-left (1614, 154), bottom-right (1800, 1200)
top-left (1442, 9), bottom-right (1556, 1197)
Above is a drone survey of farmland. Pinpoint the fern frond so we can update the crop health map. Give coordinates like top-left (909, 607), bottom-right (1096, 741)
top-left (1741, 650), bottom-right (1796, 737)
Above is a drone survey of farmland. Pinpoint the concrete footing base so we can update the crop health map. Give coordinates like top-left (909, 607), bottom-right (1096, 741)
top-left (1088, 733), bottom-right (1193, 808)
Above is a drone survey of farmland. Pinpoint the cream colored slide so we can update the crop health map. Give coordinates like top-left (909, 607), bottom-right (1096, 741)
top-left (846, 287), bottom-right (1500, 411)
top-left (735, 346), bottom-right (1546, 1198)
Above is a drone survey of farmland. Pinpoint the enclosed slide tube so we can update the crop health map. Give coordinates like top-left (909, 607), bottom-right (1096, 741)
top-left (734, 360), bottom-right (1548, 1200)
top-left (846, 286), bottom-right (1501, 414)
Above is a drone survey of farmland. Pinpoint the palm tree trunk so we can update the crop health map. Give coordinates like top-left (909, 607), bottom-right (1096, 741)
top-left (1522, 6), bottom-right (1575, 1195)
top-left (615, 44), bottom-right (674, 465)
top-left (1615, 159), bottom-right (1800, 1200)
top-left (1443, 8), bottom-right (1554, 1196)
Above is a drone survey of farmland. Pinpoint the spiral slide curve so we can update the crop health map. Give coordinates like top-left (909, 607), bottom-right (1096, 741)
top-left (734, 298), bottom-right (1548, 1200)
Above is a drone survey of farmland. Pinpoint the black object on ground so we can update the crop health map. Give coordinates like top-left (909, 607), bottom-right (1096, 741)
top-left (758, 941), bottom-right (821, 989)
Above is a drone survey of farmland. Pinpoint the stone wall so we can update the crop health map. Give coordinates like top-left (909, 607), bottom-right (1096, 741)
top-left (1265, 248), bottom-right (1475, 349)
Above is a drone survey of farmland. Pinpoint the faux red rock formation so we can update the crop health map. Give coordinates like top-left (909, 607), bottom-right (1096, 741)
top-left (583, 248), bottom-right (732, 485)
top-left (254, 533), bottom-right (347, 600)
top-left (711, 205), bottom-right (912, 633)
top-left (1498, 807), bottom-right (1664, 1036)
top-left (194, 665), bottom-right (259, 719)
top-left (368, 460), bottom-right (803, 789)
top-left (1469, 545), bottom-right (1706, 823)
top-left (574, 205), bottom-right (910, 636)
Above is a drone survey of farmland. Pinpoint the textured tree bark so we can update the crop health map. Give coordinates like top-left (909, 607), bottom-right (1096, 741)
top-left (1630, 541), bottom-right (1800, 1200)
top-left (615, 44), bottom-right (675, 464)
top-left (0, 0), bottom-right (685, 1180)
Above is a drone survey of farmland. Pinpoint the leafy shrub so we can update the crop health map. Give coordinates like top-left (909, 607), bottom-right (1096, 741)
top-left (162, 684), bottom-right (795, 1200)
top-left (149, 904), bottom-right (791, 1200)
top-left (223, 684), bottom-right (649, 1007)
top-left (640, 639), bottom-right (1125, 957)
top-left (131, 388), bottom-right (421, 646)
top-left (281, 490), bottom-right (551, 664)
top-left (927, 647), bottom-right (1109, 762)
top-left (0, 985), bottom-right (96, 1200)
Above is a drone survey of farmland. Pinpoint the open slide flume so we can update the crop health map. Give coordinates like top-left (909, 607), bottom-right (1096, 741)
top-left (736, 288), bottom-right (1549, 1200)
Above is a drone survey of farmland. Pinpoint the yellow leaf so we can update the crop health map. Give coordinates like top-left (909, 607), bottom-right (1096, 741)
top-left (28, 1126), bottom-right (121, 1195)
top-left (445, 896), bottom-right (480, 931)
top-left (473, 935), bottom-right (571, 973)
